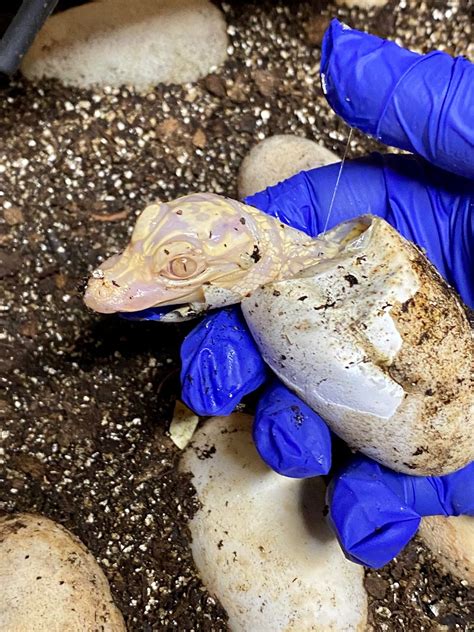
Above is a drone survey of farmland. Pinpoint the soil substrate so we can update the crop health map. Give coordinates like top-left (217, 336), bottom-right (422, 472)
top-left (1, 1), bottom-right (473, 630)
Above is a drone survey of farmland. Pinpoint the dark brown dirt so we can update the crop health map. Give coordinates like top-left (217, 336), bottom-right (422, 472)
top-left (1, 1), bottom-right (473, 630)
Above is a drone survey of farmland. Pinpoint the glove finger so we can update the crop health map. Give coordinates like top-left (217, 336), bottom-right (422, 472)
top-left (328, 456), bottom-right (421, 568)
top-left (338, 456), bottom-right (474, 520)
top-left (321, 19), bottom-right (474, 179)
top-left (180, 306), bottom-right (267, 416)
top-left (119, 306), bottom-right (173, 321)
top-left (414, 462), bottom-right (474, 517)
top-left (385, 461), bottom-right (474, 517)
top-left (245, 154), bottom-right (473, 308)
top-left (253, 381), bottom-right (332, 478)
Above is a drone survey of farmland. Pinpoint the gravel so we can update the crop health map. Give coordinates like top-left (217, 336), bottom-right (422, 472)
top-left (1, 1), bottom-right (473, 630)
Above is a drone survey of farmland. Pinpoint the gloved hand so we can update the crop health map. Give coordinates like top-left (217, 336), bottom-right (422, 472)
top-left (328, 456), bottom-right (474, 568)
top-left (127, 20), bottom-right (474, 567)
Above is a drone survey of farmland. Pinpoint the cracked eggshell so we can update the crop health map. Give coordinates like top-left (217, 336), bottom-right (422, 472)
top-left (0, 514), bottom-right (126, 632)
top-left (181, 413), bottom-right (368, 632)
top-left (242, 216), bottom-right (474, 476)
top-left (419, 516), bottom-right (474, 584)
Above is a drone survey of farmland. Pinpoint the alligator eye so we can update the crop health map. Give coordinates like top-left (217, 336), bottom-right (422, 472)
top-left (168, 256), bottom-right (198, 278)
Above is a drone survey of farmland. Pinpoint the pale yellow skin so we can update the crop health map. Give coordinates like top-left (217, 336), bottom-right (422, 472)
top-left (84, 193), bottom-right (333, 315)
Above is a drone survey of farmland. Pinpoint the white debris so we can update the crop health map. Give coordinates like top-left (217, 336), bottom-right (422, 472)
top-left (169, 400), bottom-right (199, 449)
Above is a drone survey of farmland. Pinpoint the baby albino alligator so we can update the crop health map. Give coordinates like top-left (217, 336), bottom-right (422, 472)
top-left (84, 192), bottom-right (337, 318)
top-left (85, 193), bottom-right (474, 477)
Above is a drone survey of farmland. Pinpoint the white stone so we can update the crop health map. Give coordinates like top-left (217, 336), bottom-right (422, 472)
top-left (419, 516), bottom-right (474, 584)
top-left (21, 0), bottom-right (228, 90)
top-left (0, 513), bottom-right (126, 631)
top-left (238, 134), bottom-right (338, 199)
top-left (335, 0), bottom-right (388, 8)
top-left (181, 413), bottom-right (368, 632)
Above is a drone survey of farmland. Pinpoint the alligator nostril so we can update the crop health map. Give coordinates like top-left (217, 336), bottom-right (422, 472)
top-left (96, 281), bottom-right (117, 299)
top-left (85, 278), bottom-right (117, 303)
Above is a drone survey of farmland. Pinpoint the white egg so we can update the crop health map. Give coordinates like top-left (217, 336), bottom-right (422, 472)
top-left (242, 215), bottom-right (473, 475)
top-left (181, 413), bottom-right (368, 631)
top-left (0, 514), bottom-right (125, 632)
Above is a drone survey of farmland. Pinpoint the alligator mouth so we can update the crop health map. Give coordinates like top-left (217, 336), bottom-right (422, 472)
top-left (118, 302), bottom-right (208, 323)
top-left (118, 305), bottom-right (174, 322)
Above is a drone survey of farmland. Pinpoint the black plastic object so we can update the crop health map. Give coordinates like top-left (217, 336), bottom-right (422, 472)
top-left (0, 0), bottom-right (59, 77)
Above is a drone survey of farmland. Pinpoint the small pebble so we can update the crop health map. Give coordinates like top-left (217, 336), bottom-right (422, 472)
top-left (238, 134), bottom-right (338, 198)
top-left (3, 206), bottom-right (24, 225)
top-left (365, 575), bottom-right (389, 599)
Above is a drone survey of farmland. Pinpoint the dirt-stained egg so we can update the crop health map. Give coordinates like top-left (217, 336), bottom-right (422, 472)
top-left (242, 216), bottom-right (474, 476)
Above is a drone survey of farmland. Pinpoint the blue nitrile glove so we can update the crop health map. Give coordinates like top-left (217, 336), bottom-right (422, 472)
top-left (180, 308), bottom-right (267, 416)
top-left (321, 19), bottom-right (474, 180)
top-left (328, 456), bottom-right (474, 568)
top-left (179, 23), bottom-right (474, 565)
top-left (253, 381), bottom-right (332, 477)
top-left (125, 22), bottom-right (474, 564)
